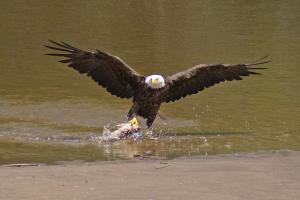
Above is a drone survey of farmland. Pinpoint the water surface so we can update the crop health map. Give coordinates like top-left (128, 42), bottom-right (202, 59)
top-left (0, 0), bottom-right (299, 164)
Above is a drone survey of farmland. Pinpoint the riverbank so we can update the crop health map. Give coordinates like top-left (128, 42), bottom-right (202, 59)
top-left (0, 151), bottom-right (299, 200)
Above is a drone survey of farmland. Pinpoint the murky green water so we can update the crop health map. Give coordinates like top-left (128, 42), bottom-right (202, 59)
top-left (0, 0), bottom-right (299, 164)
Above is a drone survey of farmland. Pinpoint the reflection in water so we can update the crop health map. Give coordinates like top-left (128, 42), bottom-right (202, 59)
top-left (0, 0), bottom-right (299, 164)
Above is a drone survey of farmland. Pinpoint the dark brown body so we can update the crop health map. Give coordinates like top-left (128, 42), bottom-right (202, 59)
top-left (128, 83), bottom-right (164, 127)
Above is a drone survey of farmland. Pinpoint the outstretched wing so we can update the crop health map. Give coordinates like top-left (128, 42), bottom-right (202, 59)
top-left (163, 59), bottom-right (271, 103)
top-left (45, 40), bottom-right (144, 99)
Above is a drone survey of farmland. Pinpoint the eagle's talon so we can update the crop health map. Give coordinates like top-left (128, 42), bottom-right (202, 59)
top-left (129, 117), bottom-right (139, 126)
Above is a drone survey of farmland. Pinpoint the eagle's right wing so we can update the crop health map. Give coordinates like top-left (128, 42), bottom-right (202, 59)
top-left (45, 40), bottom-right (144, 99)
top-left (163, 59), bottom-right (271, 103)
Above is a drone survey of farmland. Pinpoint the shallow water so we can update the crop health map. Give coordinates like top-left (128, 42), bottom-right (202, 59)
top-left (0, 0), bottom-right (300, 164)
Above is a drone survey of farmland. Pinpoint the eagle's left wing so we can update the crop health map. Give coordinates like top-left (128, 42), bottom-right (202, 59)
top-left (162, 59), bottom-right (271, 103)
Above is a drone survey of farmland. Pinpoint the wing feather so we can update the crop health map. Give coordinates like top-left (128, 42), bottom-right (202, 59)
top-left (45, 40), bottom-right (144, 99)
top-left (163, 60), bottom-right (271, 103)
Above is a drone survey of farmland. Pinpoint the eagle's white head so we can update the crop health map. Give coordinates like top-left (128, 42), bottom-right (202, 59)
top-left (145, 75), bottom-right (165, 89)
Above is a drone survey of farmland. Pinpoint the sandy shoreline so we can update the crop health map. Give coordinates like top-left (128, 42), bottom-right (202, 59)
top-left (0, 151), bottom-right (299, 200)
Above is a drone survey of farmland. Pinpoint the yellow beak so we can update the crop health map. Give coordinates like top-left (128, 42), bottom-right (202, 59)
top-left (151, 78), bottom-right (158, 86)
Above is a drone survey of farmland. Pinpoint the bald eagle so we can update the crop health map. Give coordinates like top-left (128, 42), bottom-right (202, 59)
top-left (45, 40), bottom-right (271, 128)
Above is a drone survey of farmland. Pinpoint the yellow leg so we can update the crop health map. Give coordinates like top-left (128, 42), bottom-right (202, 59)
top-left (129, 117), bottom-right (139, 126)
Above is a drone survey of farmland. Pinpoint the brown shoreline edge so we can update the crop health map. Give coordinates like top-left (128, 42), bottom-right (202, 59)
top-left (0, 150), bottom-right (299, 200)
